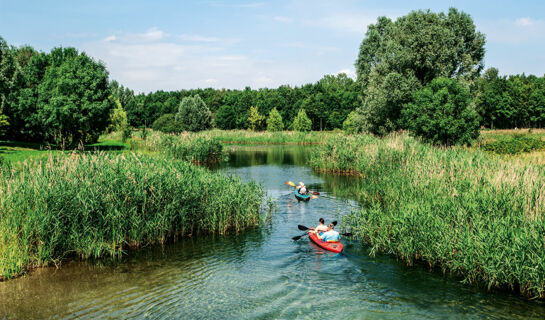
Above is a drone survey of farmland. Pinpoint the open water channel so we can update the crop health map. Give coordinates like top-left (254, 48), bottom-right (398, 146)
top-left (0, 145), bottom-right (544, 319)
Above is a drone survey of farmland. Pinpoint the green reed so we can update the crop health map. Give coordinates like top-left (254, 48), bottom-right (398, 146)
top-left (0, 152), bottom-right (265, 280)
top-left (310, 133), bottom-right (545, 298)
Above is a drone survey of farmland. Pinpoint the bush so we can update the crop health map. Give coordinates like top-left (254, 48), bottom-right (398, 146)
top-left (266, 107), bottom-right (284, 132)
top-left (122, 126), bottom-right (132, 142)
top-left (161, 135), bottom-right (224, 164)
top-left (402, 77), bottom-right (480, 146)
top-left (342, 110), bottom-right (367, 134)
top-left (293, 109), bottom-right (312, 132)
top-left (152, 113), bottom-right (183, 133)
top-left (482, 134), bottom-right (545, 154)
top-left (176, 94), bottom-right (212, 132)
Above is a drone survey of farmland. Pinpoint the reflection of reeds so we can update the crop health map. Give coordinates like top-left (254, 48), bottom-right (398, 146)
top-left (0, 152), bottom-right (265, 280)
top-left (310, 133), bottom-right (545, 298)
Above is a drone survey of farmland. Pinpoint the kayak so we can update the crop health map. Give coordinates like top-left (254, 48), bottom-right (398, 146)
top-left (308, 231), bottom-right (343, 253)
top-left (294, 189), bottom-right (311, 201)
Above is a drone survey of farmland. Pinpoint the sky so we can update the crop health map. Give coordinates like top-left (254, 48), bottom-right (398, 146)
top-left (1, 0), bottom-right (544, 93)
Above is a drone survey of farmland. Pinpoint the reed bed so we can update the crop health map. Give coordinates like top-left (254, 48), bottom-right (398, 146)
top-left (310, 133), bottom-right (545, 298)
top-left (193, 129), bottom-right (334, 145)
top-left (0, 152), bottom-right (265, 280)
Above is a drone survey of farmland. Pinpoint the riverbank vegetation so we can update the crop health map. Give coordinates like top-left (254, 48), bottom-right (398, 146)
top-left (0, 152), bottom-right (265, 280)
top-left (310, 133), bottom-right (545, 298)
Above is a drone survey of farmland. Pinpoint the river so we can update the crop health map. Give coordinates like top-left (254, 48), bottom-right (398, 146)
top-left (0, 145), bottom-right (544, 319)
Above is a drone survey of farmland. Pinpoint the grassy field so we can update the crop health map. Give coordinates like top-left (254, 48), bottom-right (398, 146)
top-left (310, 133), bottom-right (545, 298)
top-left (0, 152), bottom-right (266, 280)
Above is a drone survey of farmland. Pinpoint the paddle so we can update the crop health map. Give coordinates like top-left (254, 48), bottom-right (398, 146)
top-left (285, 181), bottom-right (320, 195)
top-left (292, 223), bottom-right (352, 241)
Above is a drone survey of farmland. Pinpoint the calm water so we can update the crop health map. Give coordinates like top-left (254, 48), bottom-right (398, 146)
top-left (1, 145), bottom-right (544, 319)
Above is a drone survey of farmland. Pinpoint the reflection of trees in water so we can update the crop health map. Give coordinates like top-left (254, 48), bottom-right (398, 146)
top-left (224, 145), bottom-right (311, 168)
top-left (320, 172), bottom-right (366, 202)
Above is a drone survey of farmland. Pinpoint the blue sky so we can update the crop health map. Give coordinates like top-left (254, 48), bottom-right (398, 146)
top-left (1, 0), bottom-right (544, 92)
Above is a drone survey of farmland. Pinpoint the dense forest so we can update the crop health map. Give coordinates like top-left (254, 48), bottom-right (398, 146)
top-left (1, 8), bottom-right (544, 146)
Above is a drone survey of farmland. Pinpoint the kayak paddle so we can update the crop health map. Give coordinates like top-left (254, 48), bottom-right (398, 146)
top-left (293, 224), bottom-right (352, 241)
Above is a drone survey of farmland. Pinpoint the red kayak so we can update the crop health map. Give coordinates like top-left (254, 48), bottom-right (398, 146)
top-left (308, 231), bottom-right (343, 253)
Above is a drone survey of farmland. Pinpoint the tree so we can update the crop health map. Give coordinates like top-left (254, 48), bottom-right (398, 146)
top-left (293, 109), bottom-right (312, 132)
top-left (36, 48), bottom-right (113, 145)
top-left (0, 37), bottom-right (18, 123)
top-left (107, 98), bottom-right (128, 133)
top-left (266, 107), bottom-right (283, 131)
top-left (215, 105), bottom-right (238, 129)
top-left (247, 106), bottom-right (264, 131)
top-left (354, 8), bottom-right (485, 135)
top-left (401, 77), bottom-right (480, 146)
top-left (175, 94), bottom-right (212, 132)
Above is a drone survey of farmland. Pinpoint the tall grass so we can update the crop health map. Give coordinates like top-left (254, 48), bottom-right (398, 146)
top-left (194, 129), bottom-right (335, 145)
top-left (310, 133), bottom-right (545, 298)
top-left (0, 152), bottom-right (265, 280)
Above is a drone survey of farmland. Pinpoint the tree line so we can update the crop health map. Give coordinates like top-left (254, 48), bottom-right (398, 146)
top-left (1, 8), bottom-right (545, 147)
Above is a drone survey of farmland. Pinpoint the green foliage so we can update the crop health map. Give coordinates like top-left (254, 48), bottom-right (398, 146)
top-left (266, 107), bottom-right (284, 132)
top-left (0, 36), bottom-right (19, 113)
top-left (342, 110), bottom-right (367, 134)
top-left (152, 113), bottom-right (183, 133)
top-left (160, 135), bottom-right (224, 164)
top-left (247, 106), bottom-right (264, 131)
top-left (355, 8), bottom-right (485, 135)
top-left (215, 105), bottom-right (239, 130)
top-left (402, 77), bottom-right (480, 146)
top-left (482, 134), bottom-right (545, 154)
top-left (107, 98), bottom-right (128, 133)
top-left (139, 128), bottom-right (149, 141)
top-left (310, 133), bottom-right (545, 298)
top-left (176, 94), bottom-right (212, 132)
top-left (0, 152), bottom-right (265, 279)
top-left (122, 126), bottom-right (132, 142)
top-left (293, 109), bottom-right (312, 132)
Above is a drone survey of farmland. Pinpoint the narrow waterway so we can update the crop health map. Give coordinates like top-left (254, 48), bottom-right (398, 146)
top-left (0, 145), bottom-right (544, 319)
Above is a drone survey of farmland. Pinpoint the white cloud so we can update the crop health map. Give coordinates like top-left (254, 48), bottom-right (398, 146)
top-left (337, 68), bottom-right (356, 79)
top-left (83, 27), bottom-right (317, 92)
top-left (104, 35), bottom-right (116, 42)
top-left (514, 17), bottom-right (536, 27)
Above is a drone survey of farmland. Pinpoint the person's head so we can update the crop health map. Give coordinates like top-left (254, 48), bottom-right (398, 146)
top-left (299, 182), bottom-right (305, 187)
top-left (328, 223), bottom-right (335, 229)
top-left (319, 218), bottom-right (324, 224)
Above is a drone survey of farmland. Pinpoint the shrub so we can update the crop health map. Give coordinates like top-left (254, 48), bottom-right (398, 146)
top-left (402, 77), bottom-right (480, 146)
top-left (343, 110), bottom-right (367, 134)
top-left (293, 109), bottom-right (312, 132)
top-left (176, 94), bottom-right (212, 132)
top-left (152, 113), bottom-right (183, 133)
top-left (482, 134), bottom-right (545, 154)
top-left (266, 107), bottom-right (284, 132)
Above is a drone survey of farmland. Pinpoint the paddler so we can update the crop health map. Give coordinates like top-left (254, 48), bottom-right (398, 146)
top-left (310, 218), bottom-right (328, 234)
top-left (316, 223), bottom-right (340, 242)
top-left (296, 181), bottom-right (308, 195)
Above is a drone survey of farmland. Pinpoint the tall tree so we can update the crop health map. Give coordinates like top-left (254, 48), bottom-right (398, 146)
top-left (266, 107), bottom-right (284, 132)
top-left (355, 8), bottom-right (485, 135)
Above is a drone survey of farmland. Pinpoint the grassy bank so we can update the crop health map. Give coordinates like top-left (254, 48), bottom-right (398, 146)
top-left (310, 133), bottom-right (545, 298)
top-left (0, 152), bottom-right (266, 280)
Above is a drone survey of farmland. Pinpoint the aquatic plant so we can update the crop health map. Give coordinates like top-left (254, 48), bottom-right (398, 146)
top-left (310, 133), bottom-right (545, 298)
top-left (0, 152), bottom-right (265, 280)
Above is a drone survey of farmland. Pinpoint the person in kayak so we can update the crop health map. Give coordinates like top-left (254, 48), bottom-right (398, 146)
top-left (316, 224), bottom-right (340, 242)
top-left (312, 218), bottom-right (329, 234)
top-left (296, 182), bottom-right (308, 195)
